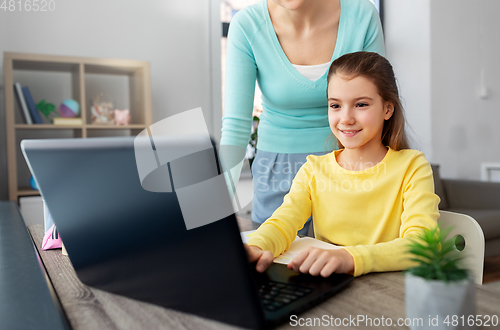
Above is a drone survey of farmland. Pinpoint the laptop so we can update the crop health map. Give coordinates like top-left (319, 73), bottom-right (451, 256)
top-left (21, 136), bottom-right (353, 329)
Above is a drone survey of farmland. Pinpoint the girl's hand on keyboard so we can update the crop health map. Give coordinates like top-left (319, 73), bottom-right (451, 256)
top-left (244, 244), bottom-right (274, 273)
top-left (287, 247), bottom-right (354, 277)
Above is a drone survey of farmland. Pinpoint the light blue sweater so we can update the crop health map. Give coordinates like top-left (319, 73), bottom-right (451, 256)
top-left (221, 0), bottom-right (385, 154)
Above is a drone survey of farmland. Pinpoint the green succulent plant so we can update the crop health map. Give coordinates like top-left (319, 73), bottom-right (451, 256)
top-left (406, 225), bottom-right (469, 283)
top-left (36, 100), bottom-right (58, 121)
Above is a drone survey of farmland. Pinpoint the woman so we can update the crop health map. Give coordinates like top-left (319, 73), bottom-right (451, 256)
top-left (220, 0), bottom-right (385, 233)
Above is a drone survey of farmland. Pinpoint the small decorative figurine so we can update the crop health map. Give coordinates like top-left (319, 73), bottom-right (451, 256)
top-left (30, 175), bottom-right (38, 190)
top-left (59, 99), bottom-right (80, 118)
top-left (114, 109), bottom-right (131, 126)
top-left (91, 93), bottom-right (114, 124)
top-left (36, 100), bottom-right (58, 122)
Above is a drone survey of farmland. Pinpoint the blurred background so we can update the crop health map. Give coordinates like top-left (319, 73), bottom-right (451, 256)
top-left (1, 0), bottom-right (499, 202)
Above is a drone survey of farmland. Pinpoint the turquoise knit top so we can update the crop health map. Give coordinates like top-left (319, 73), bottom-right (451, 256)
top-left (221, 0), bottom-right (385, 154)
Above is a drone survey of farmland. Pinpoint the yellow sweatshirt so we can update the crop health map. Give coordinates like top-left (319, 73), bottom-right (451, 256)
top-left (247, 148), bottom-right (440, 277)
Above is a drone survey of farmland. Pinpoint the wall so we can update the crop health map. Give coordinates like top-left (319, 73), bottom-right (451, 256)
top-left (0, 0), bottom-right (220, 200)
top-left (384, 0), bottom-right (432, 160)
top-left (385, 0), bottom-right (500, 180)
top-left (430, 0), bottom-right (500, 180)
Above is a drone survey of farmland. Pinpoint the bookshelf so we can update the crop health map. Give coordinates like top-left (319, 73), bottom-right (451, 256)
top-left (4, 52), bottom-right (152, 201)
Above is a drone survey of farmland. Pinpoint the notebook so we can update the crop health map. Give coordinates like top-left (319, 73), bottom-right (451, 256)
top-left (21, 136), bottom-right (353, 329)
top-left (241, 230), bottom-right (342, 265)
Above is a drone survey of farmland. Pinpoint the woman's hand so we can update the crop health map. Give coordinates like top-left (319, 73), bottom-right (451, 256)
top-left (244, 244), bottom-right (274, 273)
top-left (287, 247), bottom-right (354, 277)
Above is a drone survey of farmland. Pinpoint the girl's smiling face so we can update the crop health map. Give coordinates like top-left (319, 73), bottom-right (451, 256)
top-left (327, 74), bottom-right (394, 153)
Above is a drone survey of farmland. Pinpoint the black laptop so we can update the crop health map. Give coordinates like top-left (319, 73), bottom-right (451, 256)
top-left (21, 136), bottom-right (353, 329)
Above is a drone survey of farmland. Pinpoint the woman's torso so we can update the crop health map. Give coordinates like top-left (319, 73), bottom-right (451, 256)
top-left (222, 0), bottom-right (385, 153)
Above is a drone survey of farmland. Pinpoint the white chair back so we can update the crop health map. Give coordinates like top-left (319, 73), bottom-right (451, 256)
top-left (438, 210), bottom-right (485, 285)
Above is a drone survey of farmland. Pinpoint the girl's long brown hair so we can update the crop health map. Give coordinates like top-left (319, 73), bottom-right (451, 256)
top-left (327, 51), bottom-right (410, 151)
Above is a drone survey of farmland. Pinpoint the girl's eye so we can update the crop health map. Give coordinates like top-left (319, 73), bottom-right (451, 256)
top-left (329, 103), bottom-right (340, 109)
top-left (356, 102), bottom-right (369, 107)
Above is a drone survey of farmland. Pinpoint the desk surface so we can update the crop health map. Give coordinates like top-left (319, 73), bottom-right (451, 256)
top-left (27, 221), bottom-right (500, 330)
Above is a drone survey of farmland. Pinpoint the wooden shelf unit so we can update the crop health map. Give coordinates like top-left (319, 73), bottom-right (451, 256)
top-left (4, 52), bottom-right (152, 201)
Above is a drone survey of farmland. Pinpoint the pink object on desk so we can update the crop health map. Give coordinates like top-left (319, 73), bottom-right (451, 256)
top-left (42, 224), bottom-right (62, 250)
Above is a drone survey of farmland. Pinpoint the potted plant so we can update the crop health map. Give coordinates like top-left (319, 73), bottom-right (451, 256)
top-left (247, 116), bottom-right (259, 167)
top-left (405, 225), bottom-right (475, 330)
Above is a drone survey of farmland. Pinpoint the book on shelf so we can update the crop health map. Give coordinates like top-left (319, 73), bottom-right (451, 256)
top-left (53, 117), bottom-right (83, 126)
top-left (14, 83), bottom-right (33, 124)
top-left (21, 86), bottom-right (44, 124)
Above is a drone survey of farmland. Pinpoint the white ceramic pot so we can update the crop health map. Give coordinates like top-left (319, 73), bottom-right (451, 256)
top-left (405, 273), bottom-right (476, 330)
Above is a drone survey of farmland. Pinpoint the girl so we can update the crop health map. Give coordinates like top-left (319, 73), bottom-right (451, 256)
top-left (246, 52), bottom-right (440, 277)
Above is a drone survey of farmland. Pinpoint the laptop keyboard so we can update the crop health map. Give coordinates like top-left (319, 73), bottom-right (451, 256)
top-left (258, 281), bottom-right (313, 312)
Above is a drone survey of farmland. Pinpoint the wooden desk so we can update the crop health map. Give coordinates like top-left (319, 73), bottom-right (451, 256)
top-left (28, 222), bottom-right (500, 330)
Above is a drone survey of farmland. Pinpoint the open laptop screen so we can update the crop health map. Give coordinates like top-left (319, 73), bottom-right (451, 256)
top-left (22, 136), bottom-right (266, 329)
